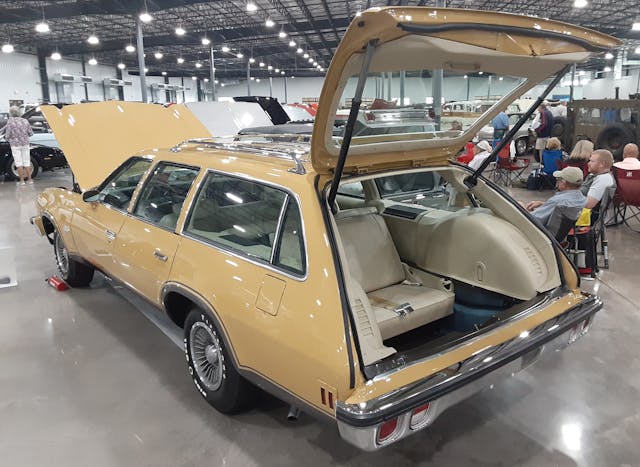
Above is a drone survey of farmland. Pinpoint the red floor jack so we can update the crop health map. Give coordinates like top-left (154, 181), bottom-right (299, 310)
top-left (47, 275), bottom-right (69, 291)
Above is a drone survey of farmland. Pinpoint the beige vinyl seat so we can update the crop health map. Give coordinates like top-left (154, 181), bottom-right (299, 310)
top-left (336, 207), bottom-right (454, 340)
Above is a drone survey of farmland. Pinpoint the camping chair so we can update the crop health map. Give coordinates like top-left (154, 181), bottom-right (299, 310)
top-left (492, 144), bottom-right (529, 187)
top-left (612, 167), bottom-right (640, 232)
top-left (546, 205), bottom-right (580, 243)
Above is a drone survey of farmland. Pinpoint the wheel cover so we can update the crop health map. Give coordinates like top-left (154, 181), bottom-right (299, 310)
top-left (54, 234), bottom-right (69, 277)
top-left (516, 139), bottom-right (527, 154)
top-left (190, 322), bottom-right (224, 391)
top-left (10, 161), bottom-right (19, 178)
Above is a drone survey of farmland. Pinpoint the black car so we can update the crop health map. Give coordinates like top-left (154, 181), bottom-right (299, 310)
top-left (0, 141), bottom-right (67, 180)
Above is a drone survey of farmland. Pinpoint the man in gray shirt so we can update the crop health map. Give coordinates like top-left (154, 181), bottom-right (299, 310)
top-left (524, 166), bottom-right (586, 235)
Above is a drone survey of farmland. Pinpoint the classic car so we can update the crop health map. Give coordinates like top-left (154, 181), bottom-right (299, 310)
top-left (31, 8), bottom-right (618, 451)
top-left (476, 112), bottom-right (537, 157)
top-left (0, 138), bottom-right (67, 180)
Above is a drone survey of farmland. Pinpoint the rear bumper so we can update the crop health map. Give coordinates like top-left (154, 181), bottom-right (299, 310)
top-left (337, 293), bottom-right (601, 450)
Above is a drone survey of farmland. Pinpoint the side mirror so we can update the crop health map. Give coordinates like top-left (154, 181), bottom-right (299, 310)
top-left (82, 189), bottom-right (100, 202)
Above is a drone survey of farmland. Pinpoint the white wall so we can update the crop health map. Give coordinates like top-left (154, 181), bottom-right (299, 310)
top-left (216, 76), bottom-right (325, 103)
top-left (0, 52), bottom-right (41, 109)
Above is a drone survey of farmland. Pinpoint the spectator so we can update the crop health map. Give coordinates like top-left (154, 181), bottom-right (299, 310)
top-left (468, 140), bottom-right (493, 171)
top-left (613, 143), bottom-right (640, 170)
top-left (533, 102), bottom-right (553, 163)
top-left (541, 137), bottom-right (563, 175)
top-left (3, 106), bottom-right (34, 185)
top-left (582, 149), bottom-right (615, 209)
top-left (568, 139), bottom-right (594, 162)
top-left (491, 110), bottom-right (509, 141)
top-left (524, 166), bottom-right (586, 234)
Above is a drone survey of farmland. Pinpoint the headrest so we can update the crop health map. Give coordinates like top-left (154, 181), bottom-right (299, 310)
top-left (334, 206), bottom-right (378, 221)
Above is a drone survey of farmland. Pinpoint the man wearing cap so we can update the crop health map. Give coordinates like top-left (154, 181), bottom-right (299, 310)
top-left (468, 140), bottom-right (493, 171)
top-left (524, 166), bottom-right (586, 233)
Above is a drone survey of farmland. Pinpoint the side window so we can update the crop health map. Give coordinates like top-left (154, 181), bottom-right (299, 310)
top-left (185, 173), bottom-right (286, 263)
top-left (273, 199), bottom-right (305, 275)
top-left (133, 163), bottom-right (199, 230)
top-left (97, 158), bottom-right (152, 210)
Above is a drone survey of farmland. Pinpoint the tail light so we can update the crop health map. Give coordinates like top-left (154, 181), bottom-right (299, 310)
top-left (376, 418), bottom-right (399, 444)
top-left (409, 403), bottom-right (431, 430)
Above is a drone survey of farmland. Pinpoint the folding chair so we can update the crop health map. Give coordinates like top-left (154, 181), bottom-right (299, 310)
top-left (612, 167), bottom-right (640, 232)
top-left (492, 145), bottom-right (529, 187)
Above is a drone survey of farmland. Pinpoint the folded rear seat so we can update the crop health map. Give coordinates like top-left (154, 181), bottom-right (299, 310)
top-left (335, 207), bottom-right (454, 340)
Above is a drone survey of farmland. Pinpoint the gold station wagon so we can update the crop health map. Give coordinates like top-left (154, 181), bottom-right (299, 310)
top-left (32, 8), bottom-right (619, 450)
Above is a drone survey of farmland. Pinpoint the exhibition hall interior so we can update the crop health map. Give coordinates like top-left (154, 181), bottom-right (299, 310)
top-left (1, 1), bottom-right (639, 465)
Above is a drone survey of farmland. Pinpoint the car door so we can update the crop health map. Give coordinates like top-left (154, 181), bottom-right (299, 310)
top-left (111, 162), bottom-right (199, 304)
top-left (71, 157), bottom-right (152, 275)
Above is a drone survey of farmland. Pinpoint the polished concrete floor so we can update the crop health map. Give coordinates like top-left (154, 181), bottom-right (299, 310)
top-left (1, 169), bottom-right (639, 467)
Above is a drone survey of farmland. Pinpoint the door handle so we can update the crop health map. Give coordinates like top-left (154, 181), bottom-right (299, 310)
top-left (105, 230), bottom-right (116, 241)
top-left (153, 249), bottom-right (168, 262)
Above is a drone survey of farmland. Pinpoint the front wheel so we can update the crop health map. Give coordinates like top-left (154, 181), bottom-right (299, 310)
top-left (184, 308), bottom-right (254, 414)
top-left (53, 231), bottom-right (94, 287)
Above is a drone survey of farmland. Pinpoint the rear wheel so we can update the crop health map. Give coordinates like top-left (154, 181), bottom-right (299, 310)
top-left (53, 231), bottom-right (94, 287)
top-left (515, 137), bottom-right (529, 157)
top-left (596, 124), bottom-right (633, 161)
top-left (184, 308), bottom-right (254, 414)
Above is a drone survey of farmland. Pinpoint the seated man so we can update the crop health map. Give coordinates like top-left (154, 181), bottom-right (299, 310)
top-left (582, 149), bottom-right (615, 209)
top-left (468, 140), bottom-right (493, 171)
top-left (613, 143), bottom-right (640, 170)
top-left (523, 166), bottom-right (586, 235)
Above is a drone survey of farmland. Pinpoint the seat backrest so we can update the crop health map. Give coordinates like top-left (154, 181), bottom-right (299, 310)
top-left (547, 205), bottom-right (579, 242)
top-left (335, 207), bottom-right (405, 293)
top-left (613, 167), bottom-right (640, 206)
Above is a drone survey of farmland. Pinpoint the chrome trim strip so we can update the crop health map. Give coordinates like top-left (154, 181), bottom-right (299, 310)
top-left (337, 294), bottom-right (602, 428)
top-left (269, 193), bottom-right (289, 264)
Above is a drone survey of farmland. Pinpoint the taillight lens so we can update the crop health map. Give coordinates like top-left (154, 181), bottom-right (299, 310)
top-left (410, 403), bottom-right (431, 430)
top-left (376, 418), bottom-right (399, 444)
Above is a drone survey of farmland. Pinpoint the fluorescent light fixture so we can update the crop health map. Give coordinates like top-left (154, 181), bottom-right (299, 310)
top-left (265, 19), bottom-right (275, 27)
top-left (175, 26), bottom-right (186, 36)
top-left (289, 40), bottom-right (296, 47)
top-left (279, 31), bottom-right (287, 38)
top-left (88, 57), bottom-right (97, 65)
top-left (2, 43), bottom-right (14, 53)
top-left (117, 62), bottom-right (126, 69)
top-left (154, 52), bottom-right (163, 59)
top-left (573, 0), bottom-right (587, 7)
top-left (236, 53), bottom-right (243, 58)
top-left (221, 45), bottom-right (230, 53)
top-left (249, 57), bottom-right (255, 63)
top-left (87, 35), bottom-right (99, 44)
top-left (201, 37), bottom-right (210, 45)
top-left (139, 12), bottom-right (153, 23)
top-left (51, 51), bottom-right (61, 60)
top-left (177, 57), bottom-right (184, 64)
top-left (195, 62), bottom-right (202, 68)
top-left (35, 22), bottom-right (50, 33)
top-left (246, 2), bottom-right (257, 12)
top-left (125, 44), bottom-right (136, 53)
top-left (604, 52), bottom-right (614, 59)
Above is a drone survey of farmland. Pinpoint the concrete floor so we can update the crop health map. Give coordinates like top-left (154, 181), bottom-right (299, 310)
top-left (1, 169), bottom-right (639, 467)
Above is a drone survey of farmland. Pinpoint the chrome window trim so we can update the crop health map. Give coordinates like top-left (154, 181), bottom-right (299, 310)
top-left (180, 168), bottom-right (309, 281)
top-left (269, 193), bottom-right (289, 264)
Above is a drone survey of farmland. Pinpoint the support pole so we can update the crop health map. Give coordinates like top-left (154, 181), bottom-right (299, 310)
top-left (209, 46), bottom-right (216, 101)
top-left (432, 0), bottom-right (446, 130)
top-left (269, 77), bottom-right (273, 97)
top-left (136, 18), bottom-right (148, 103)
top-left (400, 70), bottom-right (405, 106)
top-left (247, 61), bottom-right (251, 96)
top-left (569, 64), bottom-right (576, 103)
top-left (37, 50), bottom-right (50, 103)
top-left (81, 55), bottom-right (89, 101)
top-left (284, 76), bottom-right (288, 103)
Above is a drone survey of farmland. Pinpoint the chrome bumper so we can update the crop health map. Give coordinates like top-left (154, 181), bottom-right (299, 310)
top-left (30, 215), bottom-right (46, 236)
top-left (337, 294), bottom-right (602, 450)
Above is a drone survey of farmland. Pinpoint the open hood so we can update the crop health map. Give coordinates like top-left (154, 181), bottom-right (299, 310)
top-left (311, 7), bottom-right (620, 176)
top-left (41, 102), bottom-right (210, 190)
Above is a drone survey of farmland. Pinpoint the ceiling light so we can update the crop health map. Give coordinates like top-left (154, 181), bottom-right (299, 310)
top-left (144, 67), bottom-right (149, 72)
top-left (192, 76), bottom-right (197, 80)
top-left (175, 26), bottom-right (186, 36)
top-left (279, 31), bottom-right (287, 38)
top-left (195, 62), bottom-right (202, 68)
top-left (237, 53), bottom-right (244, 58)
top-left (259, 62), bottom-right (265, 67)
top-left (291, 75), bottom-right (295, 78)
top-left (139, 12), bottom-right (153, 23)
top-left (603, 66), bottom-right (612, 72)
top-left (87, 35), bottom-right (99, 45)
top-left (636, 46), bottom-right (640, 54)
top-left (267, 65), bottom-right (273, 70)
top-left (214, 79), bottom-right (219, 84)
top-left (313, 61), bottom-right (318, 66)
top-left (463, 74), bottom-right (468, 79)
top-left (355, 10), bottom-right (362, 17)
top-left (478, 71), bottom-right (484, 75)
top-left (201, 37), bottom-right (210, 45)
top-left (125, 44), bottom-right (136, 53)
top-left (573, 0), bottom-right (587, 7)
top-left (161, 71), bottom-right (167, 76)
top-left (88, 57), bottom-right (97, 65)
top-left (221, 83), bottom-right (225, 87)
top-left (579, 70), bottom-right (586, 76)
top-left (51, 51), bottom-right (61, 60)
top-left (633, 20), bottom-right (640, 31)
top-left (498, 76), bottom-right (503, 80)
top-left (249, 57), bottom-right (255, 63)
top-left (246, 2), bottom-right (258, 12)
top-left (154, 52), bottom-right (163, 59)
top-left (296, 48), bottom-right (303, 54)
top-left (204, 78), bottom-right (209, 82)
top-left (604, 52), bottom-right (614, 59)
top-left (256, 79), bottom-right (260, 82)
top-left (319, 68), bottom-right (323, 72)
top-left (177, 57), bottom-right (184, 64)
top-left (275, 68), bottom-right (280, 72)
top-left (289, 40), bottom-right (296, 47)
top-left (265, 19), bottom-right (275, 27)
top-left (303, 53), bottom-right (309, 59)
top-left (221, 45), bottom-right (230, 53)
top-left (2, 43), bottom-right (14, 54)
top-left (35, 22), bottom-right (50, 33)
top-left (250, 76), bottom-right (255, 80)
top-left (281, 71), bottom-right (285, 75)
top-left (308, 58), bottom-right (313, 63)
top-left (117, 63), bottom-right (126, 69)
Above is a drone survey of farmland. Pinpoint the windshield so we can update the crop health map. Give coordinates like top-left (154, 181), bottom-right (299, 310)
top-left (332, 70), bottom-right (528, 146)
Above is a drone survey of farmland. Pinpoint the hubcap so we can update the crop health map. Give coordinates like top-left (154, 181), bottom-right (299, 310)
top-left (54, 234), bottom-right (69, 277)
top-left (190, 322), bottom-right (224, 391)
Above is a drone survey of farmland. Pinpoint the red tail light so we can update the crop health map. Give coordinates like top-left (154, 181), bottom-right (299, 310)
top-left (376, 418), bottom-right (399, 444)
top-left (410, 403), bottom-right (431, 429)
